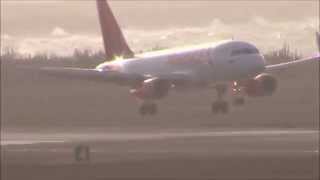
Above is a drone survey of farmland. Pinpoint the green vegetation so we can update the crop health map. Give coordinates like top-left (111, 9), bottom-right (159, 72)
top-left (264, 43), bottom-right (301, 65)
top-left (1, 43), bottom-right (301, 67)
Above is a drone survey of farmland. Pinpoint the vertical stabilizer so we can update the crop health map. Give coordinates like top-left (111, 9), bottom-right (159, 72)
top-left (96, 0), bottom-right (134, 60)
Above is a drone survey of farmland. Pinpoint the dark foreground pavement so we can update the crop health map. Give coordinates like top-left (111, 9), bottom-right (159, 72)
top-left (1, 129), bottom-right (319, 180)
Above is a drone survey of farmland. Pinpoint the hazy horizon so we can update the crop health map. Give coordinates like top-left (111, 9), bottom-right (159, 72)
top-left (1, 1), bottom-right (319, 56)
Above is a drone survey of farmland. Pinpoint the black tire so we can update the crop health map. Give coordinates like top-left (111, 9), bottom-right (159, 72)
top-left (211, 102), bottom-right (219, 114)
top-left (139, 103), bottom-right (158, 116)
top-left (220, 101), bottom-right (229, 114)
top-left (149, 104), bottom-right (158, 115)
top-left (139, 104), bottom-right (148, 116)
top-left (212, 101), bottom-right (229, 114)
top-left (233, 97), bottom-right (245, 106)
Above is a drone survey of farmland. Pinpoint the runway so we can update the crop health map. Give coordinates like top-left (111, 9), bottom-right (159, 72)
top-left (2, 129), bottom-right (319, 180)
top-left (2, 129), bottom-right (319, 144)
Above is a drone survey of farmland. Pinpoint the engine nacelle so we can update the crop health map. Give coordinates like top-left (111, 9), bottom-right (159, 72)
top-left (245, 73), bottom-right (277, 97)
top-left (130, 78), bottom-right (171, 100)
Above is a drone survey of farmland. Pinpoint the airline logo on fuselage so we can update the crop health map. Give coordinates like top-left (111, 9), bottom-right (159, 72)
top-left (167, 49), bottom-right (210, 66)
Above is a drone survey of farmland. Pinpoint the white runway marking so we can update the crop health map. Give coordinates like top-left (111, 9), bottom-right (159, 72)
top-left (1, 140), bottom-right (66, 146)
top-left (2, 130), bottom-right (318, 145)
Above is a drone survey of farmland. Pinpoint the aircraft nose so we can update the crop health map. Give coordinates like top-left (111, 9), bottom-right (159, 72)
top-left (244, 54), bottom-right (266, 77)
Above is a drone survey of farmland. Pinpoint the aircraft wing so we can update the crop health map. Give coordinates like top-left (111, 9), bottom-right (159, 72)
top-left (266, 31), bottom-right (320, 71)
top-left (265, 54), bottom-right (320, 71)
top-left (27, 67), bottom-right (144, 85)
top-left (23, 65), bottom-right (197, 88)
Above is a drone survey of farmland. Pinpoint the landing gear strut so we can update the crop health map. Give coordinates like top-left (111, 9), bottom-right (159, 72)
top-left (212, 84), bottom-right (229, 114)
top-left (231, 81), bottom-right (245, 106)
top-left (139, 102), bottom-right (158, 116)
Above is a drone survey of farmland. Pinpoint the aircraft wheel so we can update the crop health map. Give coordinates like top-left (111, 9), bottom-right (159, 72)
top-left (219, 101), bottom-right (229, 114)
top-left (233, 97), bottom-right (245, 106)
top-left (212, 101), bottom-right (229, 114)
top-left (139, 103), bottom-right (158, 116)
top-left (139, 104), bottom-right (148, 116)
top-left (211, 102), bottom-right (220, 114)
top-left (149, 103), bottom-right (158, 115)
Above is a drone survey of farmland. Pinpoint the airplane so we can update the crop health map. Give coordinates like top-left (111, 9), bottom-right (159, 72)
top-left (39, 0), bottom-right (320, 116)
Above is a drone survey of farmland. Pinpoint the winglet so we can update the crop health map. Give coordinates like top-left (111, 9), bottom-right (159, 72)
top-left (96, 0), bottom-right (134, 60)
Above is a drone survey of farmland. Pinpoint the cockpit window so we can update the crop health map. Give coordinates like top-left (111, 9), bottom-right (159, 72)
top-left (231, 48), bottom-right (259, 56)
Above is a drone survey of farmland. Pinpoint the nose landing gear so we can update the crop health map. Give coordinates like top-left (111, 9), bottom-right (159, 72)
top-left (231, 81), bottom-right (245, 106)
top-left (211, 84), bottom-right (229, 114)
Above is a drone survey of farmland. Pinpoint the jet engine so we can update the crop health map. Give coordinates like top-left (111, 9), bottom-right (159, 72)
top-left (130, 78), bottom-right (171, 100)
top-left (244, 73), bottom-right (277, 97)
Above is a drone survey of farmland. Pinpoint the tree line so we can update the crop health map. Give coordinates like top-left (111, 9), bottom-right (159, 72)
top-left (1, 43), bottom-right (301, 68)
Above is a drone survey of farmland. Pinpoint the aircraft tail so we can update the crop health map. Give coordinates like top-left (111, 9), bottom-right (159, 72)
top-left (96, 0), bottom-right (134, 60)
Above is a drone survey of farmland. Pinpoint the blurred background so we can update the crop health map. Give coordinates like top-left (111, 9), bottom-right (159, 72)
top-left (1, 0), bottom-right (319, 56)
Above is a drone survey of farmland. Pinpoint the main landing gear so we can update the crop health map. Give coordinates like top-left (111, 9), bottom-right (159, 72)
top-left (211, 100), bottom-right (229, 114)
top-left (211, 84), bottom-right (229, 114)
top-left (211, 82), bottom-right (247, 114)
top-left (232, 96), bottom-right (245, 106)
top-left (139, 102), bottom-right (158, 116)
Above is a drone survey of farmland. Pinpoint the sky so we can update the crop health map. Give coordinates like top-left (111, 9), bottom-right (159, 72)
top-left (1, 0), bottom-right (319, 56)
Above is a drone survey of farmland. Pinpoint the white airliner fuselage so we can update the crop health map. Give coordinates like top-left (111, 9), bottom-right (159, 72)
top-left (96, 40), bottom-right (266, 84)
